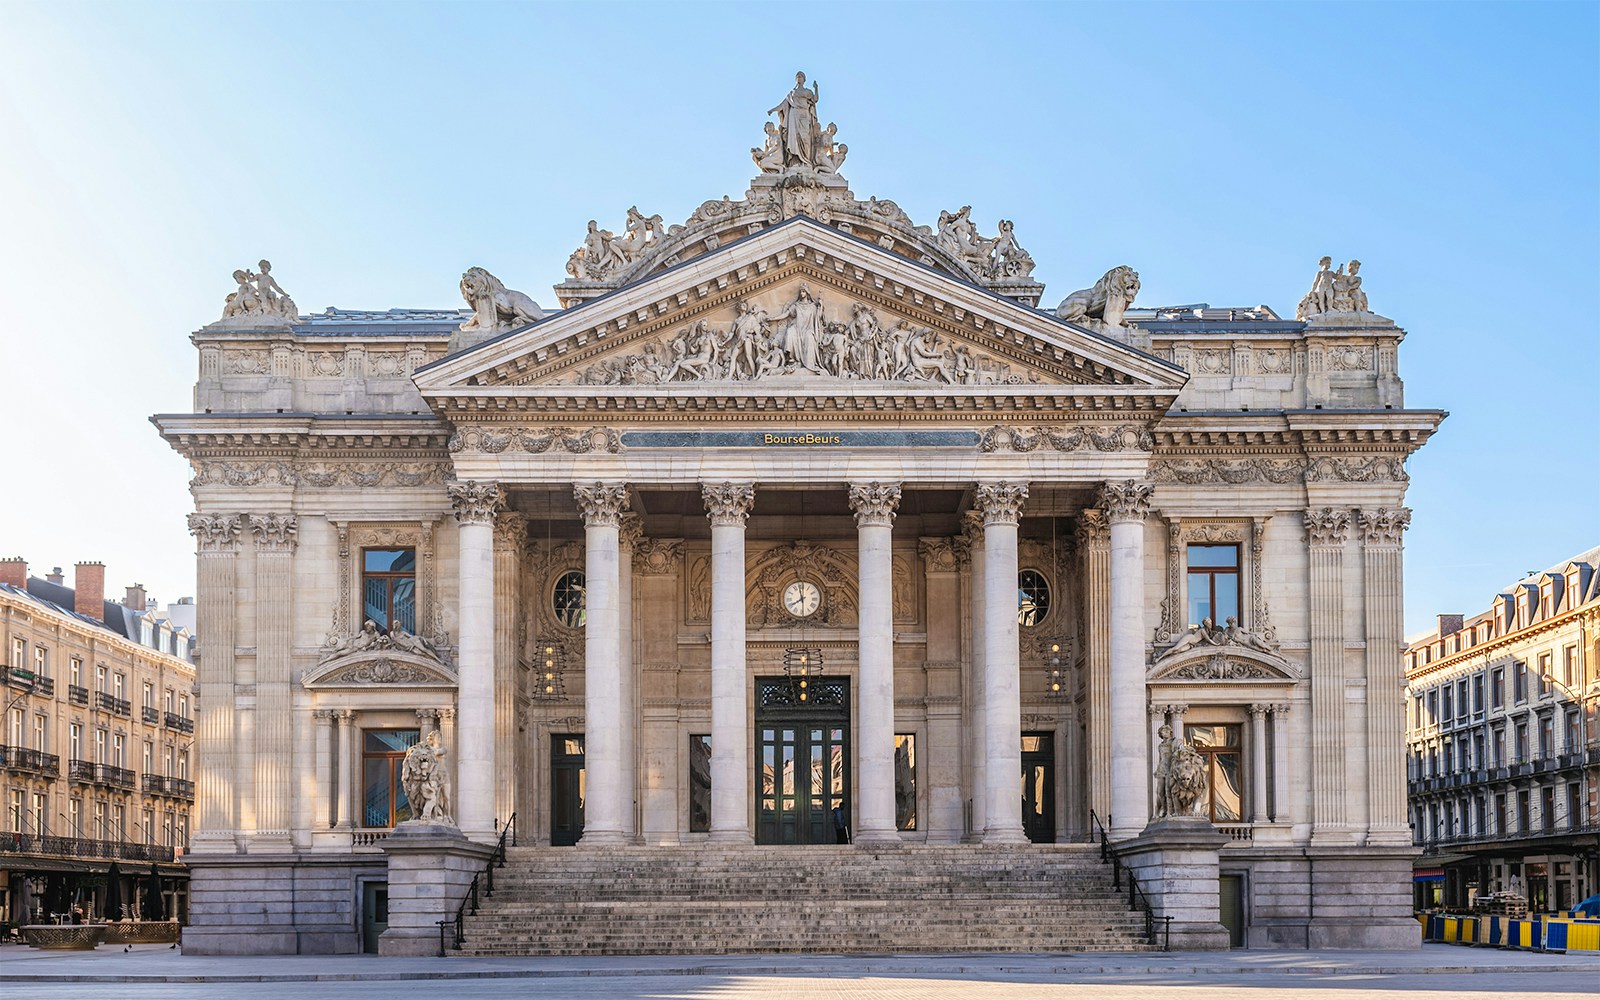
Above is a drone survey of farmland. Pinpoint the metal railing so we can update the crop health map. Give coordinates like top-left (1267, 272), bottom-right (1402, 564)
top-left (142, 706), bottom-right (161, 725)
top-left (1088, 810), bottom-right (1171, 950)
top-left (95, 692), bottom-right (131, 717)
top-left (0, 745), bottom-right (61, 776)
top-left (438, 813), bottom-right (517, 955)
top-left (1, 831), bottom-right (175, 862)
top-left (68, 760), bottom-right (137, 789)
top-left (140, 773), bottom-right (195, 800)
top-left (164, 712), bottom-right (194, 734)
top-left (68, 685), bottom-right (88, 705)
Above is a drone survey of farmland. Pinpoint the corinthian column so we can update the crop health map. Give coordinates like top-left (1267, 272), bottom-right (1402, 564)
top-left (850, 481), bottom-right (902, 846)
top-left (492, 513), bottom-right (525, 826)
top-left (1361, 506), bottom-right (1412, 844)
top-left (1305, 507), bottom-right (1352, 841)
top-left (250, 514), bottom-right (297, 850)
top-left (575, 483), bottom-right (630, 846)
top-left (186, 513), bottom-right (242, 854)
top-left (703, 482), bottom-right (755, 844)
top-left (1102, 480), bottom-right (1152, 840)
top-left (449, 480), bottom-right (504, 841)
top-left (977, 481), bottom-right (1028, 845)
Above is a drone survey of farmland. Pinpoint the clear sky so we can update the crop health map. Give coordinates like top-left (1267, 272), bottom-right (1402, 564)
top-left (1, 1), bottom-right (1595, 635)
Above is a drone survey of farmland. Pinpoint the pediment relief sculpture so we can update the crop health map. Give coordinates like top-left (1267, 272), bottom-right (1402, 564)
top-left (211, 259), bottom-right (297, 327)
top-left (304, 640), bottom-right (459, 690)
top-left (1149, 616), bottom-right (1297, 682)
top-left (563, 284), bottom-right (1036, 387)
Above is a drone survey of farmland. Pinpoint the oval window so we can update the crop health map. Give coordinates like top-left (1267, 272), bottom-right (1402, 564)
top-left (552, 570), bottom-right (586, 628)
top-left (1017, 569), bottom-right (1050, 627)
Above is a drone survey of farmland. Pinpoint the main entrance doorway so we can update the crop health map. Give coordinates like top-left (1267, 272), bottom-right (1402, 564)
top-left (550, 734), bottom-right (585, 847)
top-left (1021, 731), bottom-right (1056, 843)
top-left (755, 677), bottom-right (850, 845)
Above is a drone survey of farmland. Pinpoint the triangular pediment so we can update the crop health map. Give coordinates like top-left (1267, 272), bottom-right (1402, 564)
top-left (415, 219), bottom-right (1186, 409)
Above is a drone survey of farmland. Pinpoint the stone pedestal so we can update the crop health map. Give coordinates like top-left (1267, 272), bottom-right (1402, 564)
top-left (379, 822), bottom-right (495, 956)
top-left (1118, 817), bottom-right (1230, 951)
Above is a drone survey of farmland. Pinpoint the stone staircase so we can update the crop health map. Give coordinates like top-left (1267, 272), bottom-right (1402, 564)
top-left (454, 843), bottom-right (1157, 955)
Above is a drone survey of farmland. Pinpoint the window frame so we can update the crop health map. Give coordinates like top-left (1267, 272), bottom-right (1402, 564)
top-left (1184, 543), bottom-right (1242, 629)
top-left (1183, 722), bottom-right (1244, 823)
top-left (360, 728), bottom-right (420, 829)
top-left (361, 547), bottom-right (418, 634)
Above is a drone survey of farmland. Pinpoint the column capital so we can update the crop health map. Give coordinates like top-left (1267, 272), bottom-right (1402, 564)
top-left (618, 512), bottom-right (645, 551)
top-left (702, 482), bottom-right (755, 526)
top-left (1357, 506), bottom-right (1412, 546)
top-left (187, 513), bottom-right (243, 552)
top-left (438, 707), bottom-right (456, 722)
top-left (1148, 703), bottom-right (1169, 719)
top-left (574, 483), bottom-right (630, 527)
top-left (974, 481), bottom-right (1028, 526)
top-left (494, 511), bottom-right (528, 547)
top-left (1304, 506), bottom-right (1353, 546)
top-left (1098, 480), bottom-right (1153, 523)
top-left (1248, 703), bottom-right (1271, 719)
top-left (312, 709), bottom-right (336, 722)
top-left (333, 708), bottom-right (355, 722)
top-left (249, 513), bottom-right (298, 553)
top-left (1074, 509), bottom-right (1109, 548)
top-left (848, 481), bottom-right (902, 527)
top-left (1269, 703), bottom-right (1292, 716)
top-left (449, 481), bottom-right (505, 526)
top-left (415, 708), bottom-right (440, 723)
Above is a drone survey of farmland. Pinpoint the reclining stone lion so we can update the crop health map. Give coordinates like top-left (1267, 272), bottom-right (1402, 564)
top-left (1055, 265), bottom-right (1140, 330)
top-left (459, 266), bottom-right (544, 332)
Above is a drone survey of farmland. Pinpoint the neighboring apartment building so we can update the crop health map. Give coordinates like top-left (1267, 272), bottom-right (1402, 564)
top-left (0, 558), bottom-right (196, 925)
top-left (1406, 545), bottom-right (1600, 913)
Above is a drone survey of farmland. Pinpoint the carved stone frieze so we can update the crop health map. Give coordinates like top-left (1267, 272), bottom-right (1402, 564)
top-left (320, 620), bottom-right (447, 666)
top-left (919, 537), bottom-right (960, 574)
top-left (848, 481), bottom-right (901, 527)
top-left (633, 538), bottom-right (683, 576)
top-left (1160, 655), bottom-right (1281, 681)
top-left (1181, 523), bottom-right (1244, 544)
top-left (1074, 509), bottom-right (1109, 548)
top-left (1304, 507), bottom-right (1352, 547)
top-left (307, 654), bottom-right (457, 688)
top-left (980, 424), bottom-right (1153, 454)
top-left (1303, 455), bottom-right (1408, 483)
top-left (1148, 457), bottom-right (1307, 485)
top-left (975, 482), bottom-right (1028, 526)
top-left (249, 514), bottom-right (298, 552)
top-left (448, 481), bottom-right (504, 526)
top-left (189, 461), bottom-right (297, 489)
top-left (747, 540), bottom-right (858, 627)
top-left (1358, 506), bottom-right (1412, 546)
top-left (190, 459), bottom-right (456, 490)
top-left (1098, 480), bottom-right (1152, 523)
top-left (702, 482), bottom-right (756, 527)
top-left (574, 484), bottom-right (630, 528)
top-left (447, 425), bottom-right (624, 456)
top-left (187, 513), bottom-right (243, 552)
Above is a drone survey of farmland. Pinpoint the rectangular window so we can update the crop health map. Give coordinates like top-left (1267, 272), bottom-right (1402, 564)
top-left (1537, 654), bottom-right (1551, 698)
top-left (1456, 680), bottom-right (1469, 723)
top-left (1515, 722), bottom-right (1529, 762)
top-left (95, 728), bottom-right (107, 763)
top-left (114, 672), bottom-right (125, 700)
top-left (688, 734), bottom-right (711, 833)
top-left (162, 811), bottom-right (173, 848)
top-left (31, 792), bottom-right (46, 837)
top-left (94, 799), bottom-right (107, 840)
top-left (1412, 695), bottom-right (1424, 728)
top-left (1441, 686), bottom-right (1453, 724)
top-left (895, 733), bottom-right (917, 831)
top-left (95, 664), bottom-right (106, 694)
top-left (70, 657), bottom-right (82, 687)
top-left (361, 729), bottom-right (420, 828)
top-left (1565, 711), bottom-right (1580, 754)
top-left (113, 803), bottom-right (126, 844)
top-left (1491, 668), bottom-right (1505, 710)
top-left (1564, 645), bottom-right (1578, 688)
top-left (33, 645), bottom-right (47, 677)
top-left (142, 682), bottom-right (154, 709)
top-left (68, 796), bottom-right (81, 838)
top-left (1427, 690), bottom-right (1438, 726)
top-left (142, 740), bottom-right (153, 775)
top-left (1541, 786), bottom-right (1555, 833)
top-left (6, 708), bottom-right (21, 746)
top-left (179, 695), bottom-right (189, 719)
top-left (1472, 676), bottom-right (1485, 716)
top-left (33, 714), bottom-right (46, 751)
top-left (10, 637), bottom-right (24, 670)
top-left (1185, 544), bottom-right (1240, 628)
top-left (1184, 724), bottom-right (1243, 822)
top-left (1538, 714), bottom-right (1554, 757)
top-left (163, 745), bottom-right (173, 776)
top-left (113, 733), bottom-right (125, 767)
top-left (164, 689), bottom-right (174, 714)
top-left (1517, 790), bottom-right (1531, 832)
top-left (69, 723), bottom-right (82, 761)
top-left (1568, 783), bottom-right (1582, 830)
top-left (1494, 793), bottom-right (1506, 834)
top-left (1514, 662), bottom-right (1527, 703)
top-left (178, 750), bottom-right (188, 779)
top-left (1473, 731), bottom-right (1486, 769)
top-left (362, 548), bottom-right (417, 634)
top-left (142, 807), bottom-right (155, 845)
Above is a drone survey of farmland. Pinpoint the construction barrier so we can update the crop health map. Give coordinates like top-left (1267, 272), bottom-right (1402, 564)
top-left (1418, 912), bottom-right (1600, 953)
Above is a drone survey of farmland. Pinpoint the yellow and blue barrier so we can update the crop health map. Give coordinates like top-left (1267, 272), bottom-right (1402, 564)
top-left (1419, 912), bottom-right (1600, 953)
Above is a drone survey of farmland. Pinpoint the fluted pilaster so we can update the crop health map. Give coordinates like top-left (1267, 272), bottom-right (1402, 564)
top-left (186, 513), bottom-right (242, 853)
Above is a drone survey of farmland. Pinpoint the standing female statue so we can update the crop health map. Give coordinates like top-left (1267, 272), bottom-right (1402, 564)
top-left (769, 71), bottom-right (821, 168)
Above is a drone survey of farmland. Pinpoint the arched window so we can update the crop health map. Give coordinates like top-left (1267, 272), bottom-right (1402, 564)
top-left (552, 570), bottom-right (586, 628)
top-left (1017, 569), bottom-right (1050, 627)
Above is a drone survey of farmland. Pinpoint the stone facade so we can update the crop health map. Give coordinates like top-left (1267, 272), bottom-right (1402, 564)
top-left (1405, 546), bottom-right (1600, 913)
top-left (154, 74), bottom-right (1444, 953)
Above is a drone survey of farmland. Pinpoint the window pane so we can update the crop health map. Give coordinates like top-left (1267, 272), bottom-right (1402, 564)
top-left (1214, 575), bottom-right (1239, 624)
top-left (1187, 571), bottom-right (1212, 625)
top-left (364, 578), bottom-right (390, 630)
top-left (1213, 754), bottom-right (1242, 821)
top-left (1187, 545), bottom-right (1238, 568)
top-left (894, 734), bottom-right (916, 831)
top-left (364, 730), bottom-right (420, 753)
top-left (553, 571), bottom-right (587, 628)
top-left (689, 735), bottom-right (711, 833)
top-left (1017, 570), bottom-right (1050, 628)
top-left (392, 578), bottom-right (416, 634)
top-left (364, 549), bottom-right (414, 573)
top-left (363, 759), bottom-right (390, 827)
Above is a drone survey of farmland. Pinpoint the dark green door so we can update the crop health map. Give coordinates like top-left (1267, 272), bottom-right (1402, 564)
top-left (550, 734), bottom-right (584, 847)
top-left (1021, 732), bottom-right (1055, 843)
top-left (755, 678), bottom-right (849, 845)
top-left (1219, 874), bottom-right (1245, 947)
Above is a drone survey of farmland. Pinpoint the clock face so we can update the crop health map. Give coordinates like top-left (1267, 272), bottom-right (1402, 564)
top-left (782, 581), bottom-right (822, 618)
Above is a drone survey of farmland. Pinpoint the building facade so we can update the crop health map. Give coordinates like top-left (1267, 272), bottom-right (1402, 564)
top-left (155, 76), bottom-right (1443, 954)
top-left (1406, 546), bottom-right (1600, 912)
top-left (0, 559), bottom-right (195, 926)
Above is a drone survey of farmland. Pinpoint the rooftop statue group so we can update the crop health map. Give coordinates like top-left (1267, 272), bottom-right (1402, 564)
top-left (218, 259), bottom-right (297, 324)
top-left (753, 71), bottom-right (847, 178)
top-left (571, 284), bottom-right (1029, 387)
top-left (936, 206), bottom-right (1036, 281)
top-left (1296, 256), bottom-right (1371, 320)
top-left (565, 206), bottom-right (669, 282)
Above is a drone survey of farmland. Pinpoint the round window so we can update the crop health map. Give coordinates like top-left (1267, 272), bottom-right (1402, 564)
top-left (552, 570), bottom-right (586, 628)
top-left (1017, 569), bottom-right (1050, 627)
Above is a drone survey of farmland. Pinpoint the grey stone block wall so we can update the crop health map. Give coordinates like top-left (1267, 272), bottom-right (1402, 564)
top-left (1224, 846), bottom-right (1421, 950)
top-left (181, 853), bottom-right (386, 955)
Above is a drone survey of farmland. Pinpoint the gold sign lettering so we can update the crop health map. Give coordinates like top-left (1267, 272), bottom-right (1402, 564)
top-left (762, 433), bottom-right (844, 446)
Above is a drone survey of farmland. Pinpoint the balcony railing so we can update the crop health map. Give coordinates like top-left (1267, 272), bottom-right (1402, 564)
top-left (67, 759), bottom-right (137, 789)
top-left (1418, 821), bottom-right (1600, 852)
top-left (0, 831), bottom-right (174, 863)
top-left (68, 684), bottom-right (88, 705)
top-left (141, 773), bottom-right (195, 800)
top-left (142, 706), bottom-right (160, 725)
top-left (95, 692), bottom-right (131, 717)
top-left (0, 745), bottom-right (61, 777)
top-left (0, 666), bottom-right (54, 696)
top-left (164, 712), bottom-right (194, 734)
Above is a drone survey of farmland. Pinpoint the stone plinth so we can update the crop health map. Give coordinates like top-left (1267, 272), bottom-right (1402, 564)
top-left (1118, 817), bottom-right (1231, 951)
top-left (379, 821), bottom-right (495, 956)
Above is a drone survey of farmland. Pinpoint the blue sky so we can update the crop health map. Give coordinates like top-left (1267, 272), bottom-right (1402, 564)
top-left (1, 0), bottom-right (1595, 634)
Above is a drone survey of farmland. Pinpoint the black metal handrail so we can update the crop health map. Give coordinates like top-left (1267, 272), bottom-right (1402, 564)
top-left (1088, 809), bottom-right (1171, 951)
top-left (0, 745), bottom-right (61, 776)
top-left (1, 831), bottom-right (175, 862)
top-left (438, 812), bottom-right (517, 956)
top-left (164, 712), bottom-right (194, 734)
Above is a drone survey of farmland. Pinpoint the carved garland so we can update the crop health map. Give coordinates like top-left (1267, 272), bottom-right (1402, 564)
top-left (980, 424), bottom-right (1154, 454)
top-left (448, 426), bottom-right (624, 456)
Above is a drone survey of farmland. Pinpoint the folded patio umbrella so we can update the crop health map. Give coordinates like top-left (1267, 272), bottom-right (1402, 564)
top-left (105, 862), bottom-right (124, 921)
top-left (141, 863), bottom-right (165, 921)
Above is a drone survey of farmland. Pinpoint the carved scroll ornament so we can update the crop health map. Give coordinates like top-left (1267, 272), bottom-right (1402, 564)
top-left (1098, 480), bottom-right (1153, 523)
top-left (981, 424), bottom-right (1153, 454)
top-left (448, 481), bottom-right (504, 526)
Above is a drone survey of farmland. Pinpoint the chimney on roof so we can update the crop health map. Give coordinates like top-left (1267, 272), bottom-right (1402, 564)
top-left (47, 567), bottom-right (65, 585)
top-left (0, 557), bottom-right (25, 589)
top-left (74, 561), bottom-right (105, 621)
top-left (1437, 614), bottom-right (1464, 637)
top-left (124, 583), bottom-right (147, 612)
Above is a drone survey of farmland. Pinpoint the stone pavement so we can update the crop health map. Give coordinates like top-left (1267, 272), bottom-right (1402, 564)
top-left (1, 944), bottom-right (1598, 997)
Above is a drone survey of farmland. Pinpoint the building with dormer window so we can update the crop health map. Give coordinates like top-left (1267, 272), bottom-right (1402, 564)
top-left (153, 74), bottom-right (1443, 955)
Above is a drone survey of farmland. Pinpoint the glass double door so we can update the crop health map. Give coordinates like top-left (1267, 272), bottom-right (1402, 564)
top-left (756, 678), bottom-right (850, 845)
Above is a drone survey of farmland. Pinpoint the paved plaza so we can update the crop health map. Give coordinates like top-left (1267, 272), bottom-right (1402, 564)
top-left (2, 945), bottom-right (1598, 998)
